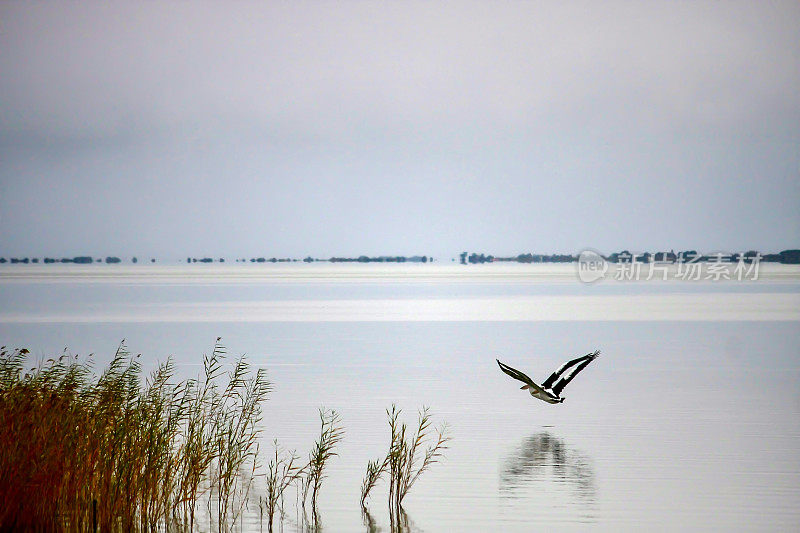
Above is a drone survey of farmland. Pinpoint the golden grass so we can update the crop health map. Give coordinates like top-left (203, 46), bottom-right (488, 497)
top-left (0, 339), bottom-right (269, 532)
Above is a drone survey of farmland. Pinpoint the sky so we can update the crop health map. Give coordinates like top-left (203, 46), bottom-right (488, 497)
top-left (1, 1), bottom-right (798, 260)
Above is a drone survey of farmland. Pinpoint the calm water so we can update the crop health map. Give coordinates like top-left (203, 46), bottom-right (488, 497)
top-left (2, 264), bottom-right (799, 531)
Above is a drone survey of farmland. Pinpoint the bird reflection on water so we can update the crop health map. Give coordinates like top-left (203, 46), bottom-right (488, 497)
top-left (500, 432), bottom-right (596, 521)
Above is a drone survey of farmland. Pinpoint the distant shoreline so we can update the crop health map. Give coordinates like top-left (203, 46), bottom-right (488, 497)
top-left (1, 262), bottom-right (799, 284)
top-left (1, 249), bottom-right (799, 266)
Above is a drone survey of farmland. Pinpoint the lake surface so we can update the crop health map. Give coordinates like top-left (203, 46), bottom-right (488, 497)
top-left (2, 264), bottom-right (799, 531)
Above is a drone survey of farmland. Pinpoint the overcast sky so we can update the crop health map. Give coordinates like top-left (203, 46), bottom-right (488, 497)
top-left (1, 1), bottom-right (798, 260)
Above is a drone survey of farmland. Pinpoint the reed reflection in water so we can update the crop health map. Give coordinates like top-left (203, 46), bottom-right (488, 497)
top-left (362, 506), bottom-right (422, 533)
top-left (500, 432), bottom-right (596, 523)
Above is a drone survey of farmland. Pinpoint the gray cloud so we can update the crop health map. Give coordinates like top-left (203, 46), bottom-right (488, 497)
top-left (1, 1), bottom-right (798, 257)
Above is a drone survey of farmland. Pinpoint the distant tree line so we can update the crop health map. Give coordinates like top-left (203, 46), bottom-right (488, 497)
top-left (459, 249), bottom-right (800, 265)
top-left (184, 256), bottom-right (431, 264)
top-left (327, 256), bottom-right (429, 263)
top-left (460, 252), bottom-right (577, 264)
top-left (0, 256), bottom-right (151, 264)
top-left (0, 255), bottom-right (433, 264)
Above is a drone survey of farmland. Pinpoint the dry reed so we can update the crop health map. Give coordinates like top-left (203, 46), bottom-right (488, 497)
top-left (301, 408), bottom-right (345, 518)
top-left (360, 405), bottom-right (449, 514)
top-left (0, 339), bottom-right (269, 532)
top-left (261, 441), bottom-right (303, 533)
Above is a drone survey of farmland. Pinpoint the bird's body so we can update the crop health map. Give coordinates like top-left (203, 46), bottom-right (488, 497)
top-left (497, 350), bottom-right (600, 404)
top-left (523, 385), bottom-right (563, 404)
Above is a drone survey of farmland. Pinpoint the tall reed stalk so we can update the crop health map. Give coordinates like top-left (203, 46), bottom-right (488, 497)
top-left (261, 441), bottom-right (303, 533)
top-left (212, 352), bottom-right (270, 529)
top-left (360, 405), bottom-right (449, 514)
top-left (302, 408), bottom-right (345, 517)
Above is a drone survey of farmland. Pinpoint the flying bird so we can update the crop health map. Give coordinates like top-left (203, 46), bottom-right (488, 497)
top-left (497, 350), bottom-right (600, 404)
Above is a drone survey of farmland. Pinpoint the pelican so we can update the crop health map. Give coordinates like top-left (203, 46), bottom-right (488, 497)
top-left (497, 350), bottom-right (600, 404)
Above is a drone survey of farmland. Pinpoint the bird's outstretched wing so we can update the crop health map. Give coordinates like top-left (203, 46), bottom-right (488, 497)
top-left (542, 350), bottom-right (601, 389)
top-left (550, 350), bottom-right (600, 396)
top-left (496, 359), bottom-right (545, 394)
